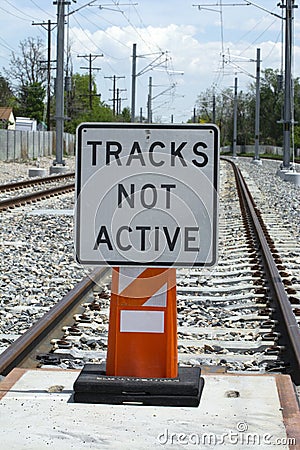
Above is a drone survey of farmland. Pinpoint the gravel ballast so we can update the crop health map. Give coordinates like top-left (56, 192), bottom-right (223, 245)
top-left (0, 157), bottom-right (87, 350)
top-left (0, 156), bottom-right (299, 356)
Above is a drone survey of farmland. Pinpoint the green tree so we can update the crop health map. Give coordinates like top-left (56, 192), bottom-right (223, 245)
top-left (292, 77), bottom-right (300, 149)
top-left (64, 73), bottom-right (115, 133)
top-left (0, 74), bottom-right (14, 106)
top-left (4, 37), bottom-right (46, 88)
top-left (293, 125), bottom-right (300, 150)
top-left (120, 106), bottom-right (131, 122)
top-left (249, 68), bottom-right (283, 146)
top-left (195, 87), bottom-right (238, 147)
top-left (237, 90), bottom-right (253, 147)
top-left (195, 88), bottom-right (215, 123)
top-left (4, 37), bottom-right (47, 121)
top-left (194, 68), bottom-right (299, 149)
top-left (17, 82), bottom-right (46, 122)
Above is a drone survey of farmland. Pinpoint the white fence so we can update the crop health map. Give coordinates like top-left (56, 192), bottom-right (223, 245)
top-left (0, 130), bottom-right (75, 161)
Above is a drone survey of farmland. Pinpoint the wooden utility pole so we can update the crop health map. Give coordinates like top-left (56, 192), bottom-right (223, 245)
top-left (32, 20), bottom-right (56, 130)
top-left (105, 75), bottom-right (125, 114)
top-left (78, 54), bottom-right (103, 109)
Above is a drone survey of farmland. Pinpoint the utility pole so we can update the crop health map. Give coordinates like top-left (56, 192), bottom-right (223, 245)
top-left (280, 0), bottom-right (297, 169)
top-left (116, 88), bottom-right (127, 115)
top-left (193, 108), bottom-right (196, 123)
top-left (233, 77), bottom-right (238, 158)
top-left (105, 75), bottom-right (125, 114)
top-left (147, 76), bottom-right (152, 123)
top-left (78, 54), bottom-right (103, 109)
top-left (32, 20), bottom-right (56, 130)
top-left (212, 91), bottom-right (216, 123)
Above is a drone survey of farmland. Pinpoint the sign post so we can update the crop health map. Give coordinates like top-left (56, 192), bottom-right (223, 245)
top-left (73, 123), bottom-right (219, 406)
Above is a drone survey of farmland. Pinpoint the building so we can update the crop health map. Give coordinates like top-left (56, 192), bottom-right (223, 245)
top-left (0, 107), bottom-right (15, 130)
top-left (15, 117), bottom-right (37, 131)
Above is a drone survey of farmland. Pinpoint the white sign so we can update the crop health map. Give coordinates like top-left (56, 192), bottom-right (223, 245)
top-left (75, 123), bottom-right (219, 267)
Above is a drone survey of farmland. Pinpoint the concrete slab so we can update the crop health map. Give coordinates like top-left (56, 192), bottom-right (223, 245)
top-left (28, 168), bottom-right (47, 177)
top-left (251, 158), bottom-right (262, 166)
top-left (284, 172), bottom-right (300, 187)
top-left (0, 369), bottom-right (298, 449)
top-left (28, 209), bottom-right (74, 216)
top-left (49, 165), bottom-right (70, 175)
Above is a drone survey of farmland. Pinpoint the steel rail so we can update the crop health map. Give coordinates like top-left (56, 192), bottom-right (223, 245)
top-left (226, 159), bottom-right (300, 383)
top-left (1, 159), bottom-right (299, 382)
top-left (0, 172), bottom-right (75, 193)
top-left (0, 182), bottom-right (75, 211)
top-left (0, 268), bottom-right (109, 376)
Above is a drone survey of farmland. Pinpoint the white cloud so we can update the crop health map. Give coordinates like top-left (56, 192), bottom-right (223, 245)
top-left (69, 23), bottom-right (229, 120)
top-left (69, 21), bottom-right (292, 121)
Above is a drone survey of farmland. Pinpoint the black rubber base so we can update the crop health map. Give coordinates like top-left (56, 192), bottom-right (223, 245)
top-left (73, 364), bottom-right (204, 407)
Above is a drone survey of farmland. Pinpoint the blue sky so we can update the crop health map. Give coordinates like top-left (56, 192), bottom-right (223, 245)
top-left (0, 1), bottom-right (299, 122)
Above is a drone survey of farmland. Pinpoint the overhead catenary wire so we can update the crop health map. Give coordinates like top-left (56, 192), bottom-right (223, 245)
top-left (207, 1), bottom-right (286, 98)
top-left (66, 7), bottom-right (129, 105)
top-left (111, 0), bottom-right (157, 55)
top-left (238, 18), bottom-right (279, 57)
top-left (70, 12), bottom-right (126, 79)
top-left (1, 0), bottom-right (294, 124)
top-left (43, 1), bottom-right (183, 118)
top-left (0, 36), bottom-right (16, 53)
top-left (0, 0), bottom-right (53, 63)
top-left (110, 0), bottom-right (177, 99)
top-left (73, 9), bottom-right (131, 52)
top-left (0, 6), bottom-right (31, 21)
top-left (68, 2), bottom-right (133, 93)
top-left (2, 0), bottom-right (41, 21)
top-left (28, 0), bottom-right (56, 19)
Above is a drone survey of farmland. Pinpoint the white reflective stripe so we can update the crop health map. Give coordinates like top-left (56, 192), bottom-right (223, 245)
top-left (120, 310), bottom-right (164, 333)
top-left (142, 283), bottom-right (167, 307)
top-left (118, 267), bottom-right (146, 294)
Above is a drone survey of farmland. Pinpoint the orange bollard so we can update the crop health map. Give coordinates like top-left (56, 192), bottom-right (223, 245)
top-left (106, 267), bottom-right (178, 378)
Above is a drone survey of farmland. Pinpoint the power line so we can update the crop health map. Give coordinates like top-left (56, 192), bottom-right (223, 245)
top-left (29, 0), bottom-right (56, 18)
top-left (0, 6), bottom-right (30, 21)
top-left (3, 0), bottom-right (41, 21)
top-left (111, 1), bottom-right (157, 54)
top-left (0, 36), bottom-right (16, 53)
top-left (75, 9), bottom-right (129, 51)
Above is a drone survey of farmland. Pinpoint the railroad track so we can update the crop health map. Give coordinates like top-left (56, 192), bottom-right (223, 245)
top-left (0, 172), bottom-right (75, 211)
top-left (0, 159), bottom-right (299, 385)
top-left (0, 268), bottom-right (111, 376)
top-left (0, 172), bottom-right (75, 193)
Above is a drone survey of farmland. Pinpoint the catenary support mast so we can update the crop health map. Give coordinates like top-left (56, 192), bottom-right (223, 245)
top-left (281, 0), bottom-right (297, 169)
top-left (54, 0), bottom-right (69, 166)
